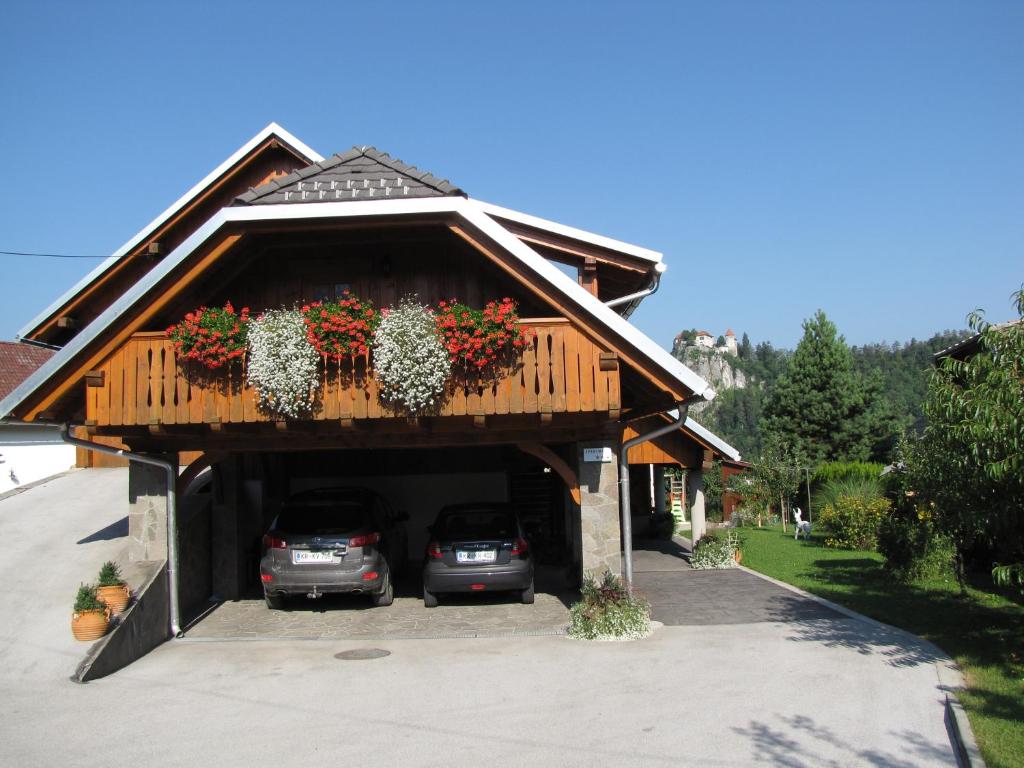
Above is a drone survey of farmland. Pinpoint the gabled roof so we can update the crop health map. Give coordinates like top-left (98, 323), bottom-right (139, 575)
top-left (235, 147), bottom-right (464, 205)
top-left (0, 342), bottom-right (54, 401)
top-left (17, 123), bottom-right (323, 341)
top-left (0, 196), bottom-right (717, 422)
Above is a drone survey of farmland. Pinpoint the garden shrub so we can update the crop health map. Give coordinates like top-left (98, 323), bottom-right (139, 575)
top-left (878, 510), bottom-right (954, 582)
top-left (568, 571), bottom-right (651, 640)
top-left (812, 461), bottom-right (886, 487)
top-left (690, 533), bottom-right (738, 569)
top-left (813, 476), bottom-right (885, 514)
top-left (819, 495), bottom-right (891, 550)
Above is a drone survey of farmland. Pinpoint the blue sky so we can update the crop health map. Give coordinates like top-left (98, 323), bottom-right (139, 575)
top-left (0, 1), bottom-right (1020, 350)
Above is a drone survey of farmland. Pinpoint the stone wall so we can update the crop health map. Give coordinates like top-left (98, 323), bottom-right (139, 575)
top-left (128, 458), bottom-right (173, 562)
top-left (576, 440), bottom-right (621, 577)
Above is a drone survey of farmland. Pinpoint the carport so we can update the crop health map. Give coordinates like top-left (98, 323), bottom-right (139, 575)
top-left (175, 444), bottom-right (581, 637)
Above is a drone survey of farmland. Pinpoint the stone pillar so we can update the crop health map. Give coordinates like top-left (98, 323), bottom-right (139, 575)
top-left (653, 466), bottom-right (667, 515)
top-left (688, 468), bottom-right (707, 545)
top-left (577, 440), bottom-right (621, 578)
top-left (211, 454), bottom-right (247, 600)
top-left (128, 456), bottom-right (174, 562)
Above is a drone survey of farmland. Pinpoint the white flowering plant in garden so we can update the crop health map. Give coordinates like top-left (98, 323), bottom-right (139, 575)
top-left (372, 298), bottom-right (451, 413)
top-left (568, 571), bottom-right (652, 640)
top-left (246, 308), bottom-right (321, 418)
top-left (690, 532), bottom-right (739, 569)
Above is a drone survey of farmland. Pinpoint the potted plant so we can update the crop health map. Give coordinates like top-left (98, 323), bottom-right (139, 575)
top-left (71, 584), bottom-right (110, 641)
top-left (95, 561), bottom-right (130, 614)
top-left (167, 301), bottom-right (251, 370)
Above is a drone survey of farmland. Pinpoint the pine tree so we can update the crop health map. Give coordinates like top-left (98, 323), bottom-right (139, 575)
top-left (739, 332), bottom-right (753, 360)
top-left (763, 310), bottom-right (891, 465)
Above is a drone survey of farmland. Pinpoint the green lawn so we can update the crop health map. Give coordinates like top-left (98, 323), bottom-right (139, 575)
top-left (736, 524), bottom-right (1024, 768)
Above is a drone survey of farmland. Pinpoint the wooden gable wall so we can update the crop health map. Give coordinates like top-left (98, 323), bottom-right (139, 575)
top-left (28, 142), bottom-right (310, 346)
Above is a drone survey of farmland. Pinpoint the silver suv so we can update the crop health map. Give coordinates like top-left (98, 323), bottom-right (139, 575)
top-left (259, 487), bottom-right (407, 609)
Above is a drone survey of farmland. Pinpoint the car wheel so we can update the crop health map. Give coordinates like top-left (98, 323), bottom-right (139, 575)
top-left (423, 586), bottom-right (438, 608)
top-left (520, 580), bottom-right (535, 604)
top-left (371, 572), bottom-right (394, 607)
top-left (265, 593), bottom-right (286, 610)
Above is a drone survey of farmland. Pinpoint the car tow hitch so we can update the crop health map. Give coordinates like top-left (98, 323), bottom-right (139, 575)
top-left (306, 586), bottom-right (322, 599)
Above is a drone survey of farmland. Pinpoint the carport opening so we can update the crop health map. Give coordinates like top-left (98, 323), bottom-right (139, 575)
top-left (178, 445), bottom-right (581, 628)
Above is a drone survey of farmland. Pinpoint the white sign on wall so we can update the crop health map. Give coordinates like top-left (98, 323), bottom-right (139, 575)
top-left (583, 447), bottom-right (613, 463)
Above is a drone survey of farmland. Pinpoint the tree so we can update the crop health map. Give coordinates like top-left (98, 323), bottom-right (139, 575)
top-left (908, 288), bottom-right (1024, 586)
top-left (763, 310), bottom-right (892, 465)
top-left (739, 332), bottom-right (753, 360)
top-left (730, 436), bottom-right (803, 526)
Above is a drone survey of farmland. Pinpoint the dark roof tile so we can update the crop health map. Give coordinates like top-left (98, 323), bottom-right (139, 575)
top-left (0, 341), bottom-right (55, 401)
top-left (235, 146), bottom-right (464, 206)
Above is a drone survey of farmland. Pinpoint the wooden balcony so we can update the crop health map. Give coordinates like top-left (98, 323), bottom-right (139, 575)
top-left (84, 319), bottom-right (621, 429)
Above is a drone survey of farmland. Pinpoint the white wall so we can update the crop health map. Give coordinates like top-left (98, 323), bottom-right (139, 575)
top-left (290, 472), bottom-right (508, 560)
top-left (0, 425), bottom-right (76, 495)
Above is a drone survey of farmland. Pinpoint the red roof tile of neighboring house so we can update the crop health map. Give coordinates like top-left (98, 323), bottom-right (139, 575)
top-left (0, 342), bottom-right (55, 401)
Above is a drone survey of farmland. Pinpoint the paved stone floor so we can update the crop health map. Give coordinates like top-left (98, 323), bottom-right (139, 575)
top-left (187, 537), bottom-right (843, 639)
top-left (632, 536), bottom-right (844, 626)
top-left (185, 566), bottom-right (576, 640)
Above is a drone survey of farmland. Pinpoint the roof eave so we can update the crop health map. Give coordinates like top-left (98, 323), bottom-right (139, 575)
top-left (16, 123), bottom-right (323, 341)
top-left (2, 197), bottom-right (713, 422)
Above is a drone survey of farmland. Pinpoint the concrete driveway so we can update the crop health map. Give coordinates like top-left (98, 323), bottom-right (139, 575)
top-left (0, 470), bottom-right (960, 767)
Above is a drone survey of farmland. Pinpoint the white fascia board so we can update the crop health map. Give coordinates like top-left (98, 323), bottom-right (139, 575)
top-left (682, 415), bottom-right (741, 462)
top-left (17, 123), bottom-right (323, 340)
top-left (472, 200), bottom-right (664, 266)
top-left (2, 195), bottom-right (712, 420)
top-left (456, 203), bottom-right (713, 401)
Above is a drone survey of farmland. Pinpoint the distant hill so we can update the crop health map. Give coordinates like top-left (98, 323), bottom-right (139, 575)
top-left (671, 328), bottom-right (969, 459)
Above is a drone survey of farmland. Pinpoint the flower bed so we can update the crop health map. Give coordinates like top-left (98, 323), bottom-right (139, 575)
top-left (568, 571), bottom-right (652, 640)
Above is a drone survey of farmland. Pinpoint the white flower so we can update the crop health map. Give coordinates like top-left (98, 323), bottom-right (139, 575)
top-left (246, 309), bottom-right (320, 418)
top-left (372, 298), bottom-right (451, 413)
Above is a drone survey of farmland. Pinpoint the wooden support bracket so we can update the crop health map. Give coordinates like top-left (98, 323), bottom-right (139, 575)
top-left (598, 352), bottom-right (618, 372)
top-left (517, 442), bottom-right (581, 505)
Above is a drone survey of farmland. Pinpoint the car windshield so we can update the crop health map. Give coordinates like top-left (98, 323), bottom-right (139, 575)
top-left (437, 509), bottom-right (515, 539)
top-left (275, 501), bottom-right (367, 535)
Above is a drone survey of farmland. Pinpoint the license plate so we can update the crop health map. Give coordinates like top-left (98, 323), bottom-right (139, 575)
top-left (457, 550), bottom-right (496, 563)
top-left (292, 550), bottom-right (337, 564)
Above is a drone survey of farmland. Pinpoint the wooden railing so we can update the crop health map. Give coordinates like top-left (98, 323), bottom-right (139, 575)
top-left (85, 319), bottom-right (621, 427)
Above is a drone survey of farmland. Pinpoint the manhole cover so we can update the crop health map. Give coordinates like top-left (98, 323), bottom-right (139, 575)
top-left (334, 648), bottom-right (391, 661)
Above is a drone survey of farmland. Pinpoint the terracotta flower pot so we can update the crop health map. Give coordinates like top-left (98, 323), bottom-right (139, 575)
top-left (733, 549), bottom-right (743, 565)
top-left (71, 608), bottom-right (110, 641)
top-left (97, 584), bottom-right (130, 615)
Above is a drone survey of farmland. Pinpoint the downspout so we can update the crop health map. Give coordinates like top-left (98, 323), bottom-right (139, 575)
top-left (60, 425), bottom-right (182, 638)
top-left (619, 392), bottom-right (705, 592)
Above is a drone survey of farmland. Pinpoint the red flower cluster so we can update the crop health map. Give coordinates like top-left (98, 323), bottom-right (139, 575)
top-left (167, 302), bottom-right (250, 370)
top-left (435, 297), bottom-right (533, 371)
top-left (301, 292), bottom-right (379, 360)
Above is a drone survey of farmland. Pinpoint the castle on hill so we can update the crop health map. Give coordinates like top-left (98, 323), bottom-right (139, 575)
top-left (674, 328), bottom-right (738, 355)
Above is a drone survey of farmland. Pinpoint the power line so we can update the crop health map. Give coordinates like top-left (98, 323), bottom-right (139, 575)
top-left (0, 249), bottom-right (105, 259)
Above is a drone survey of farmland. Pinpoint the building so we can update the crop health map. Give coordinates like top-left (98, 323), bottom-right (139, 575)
top-left (0, 342), bottom-right (75, 493)
top-left (0, 124), bottom-right (740, 670)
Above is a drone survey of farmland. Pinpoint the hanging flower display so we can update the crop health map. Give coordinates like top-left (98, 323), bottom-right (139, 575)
top-left (301, 292), bottom-right (379, 360)
top-left (166, 302), bottom-right (250, 369)
top-left (434, 297), bottom-right (533, 371)
top-left (372, 297), bottom-right (451, 413)
top-left (246, 308), bottom-right (321, 418)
